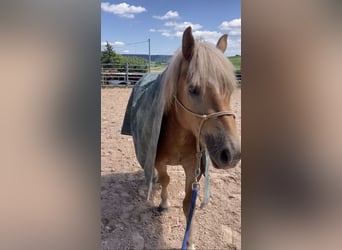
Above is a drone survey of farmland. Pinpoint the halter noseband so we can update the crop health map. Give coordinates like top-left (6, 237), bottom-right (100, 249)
top-left (173, 95), bottom-right (236, 187)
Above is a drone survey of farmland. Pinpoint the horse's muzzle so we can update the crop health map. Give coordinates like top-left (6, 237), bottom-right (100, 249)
top-left (204, 133), bottom-right (241, 169)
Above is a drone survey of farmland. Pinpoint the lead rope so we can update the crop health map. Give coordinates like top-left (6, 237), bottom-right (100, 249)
top-left (174, 95), bottom-right (235, 249)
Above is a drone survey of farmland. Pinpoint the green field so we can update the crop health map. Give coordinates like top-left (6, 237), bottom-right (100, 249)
top-left (150, 55), bottom-right (241, 73)
top-left (150, 66), bottom-right (166, 73)
top-left (149, 61), bottom-right (166, 73)
top-left (228, 55), bottom-right (241, 71)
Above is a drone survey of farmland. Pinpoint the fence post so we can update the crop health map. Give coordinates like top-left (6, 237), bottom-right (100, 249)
top-left (125, 62), bottom-right (129, 84)
top-left (101, 64), bottom-right (103, 85)
top-left (148, 38), bottom-right (151, 73)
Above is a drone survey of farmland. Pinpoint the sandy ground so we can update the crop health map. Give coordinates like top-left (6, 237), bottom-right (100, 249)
top-left (101, 87), bottom-right (241, 250)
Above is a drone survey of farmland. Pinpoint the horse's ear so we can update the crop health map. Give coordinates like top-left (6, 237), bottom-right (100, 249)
top-left (216, 34), bottom-right (228, 53)
top-left (182, 26), bottom-right (195, 61)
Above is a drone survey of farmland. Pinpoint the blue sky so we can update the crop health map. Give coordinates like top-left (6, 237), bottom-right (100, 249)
top-left (101, 0), bottom-right (241, 56)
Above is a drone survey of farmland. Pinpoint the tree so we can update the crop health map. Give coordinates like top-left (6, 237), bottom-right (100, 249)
top-left (101, 42), bottom-right (148, 73)
top-left (101, 42), bottom-right (126, 68)
top-left (123, 56), bottom-right (148, 73)
top-left (101, 42), bottom-right (116, 66)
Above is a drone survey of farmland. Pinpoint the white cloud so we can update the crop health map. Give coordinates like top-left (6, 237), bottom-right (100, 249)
top-left (101, 2), bottom-right (146, 18)
top-left (219, 18), bottom-right (241, 36)
top-left (122, 50), bottom-right (130, 53)
top-left (193, 30), bottom-right (223, 44)
top-left (149, 18), bottom-right (240, 55)
top-left (228, 38), bottom-right (241, 49)
top-left (226, 38), bottom-right (241, 56)
top-left (161, 32), bottom-right (171, 37)
top-left (101, 41), bottom-right (125, 46)
top-left (173, 31), bottom-right (183, 38)
top-left (165, 21), bottom-right (202, 31)
top-left (153, 10), bottom-right (179, 20)
top-left (149, 28), bottom-right (170, 33)
top-left (113, 41), bottom-right (125, 46)
top-left (219, 18), bottom-right (241, 29)
top-left (150, 21), bottom-right (202, 39)
top-left (227, 30), bottom-right (241, 36)
top-left (158, 29), bottom-right (223, 44)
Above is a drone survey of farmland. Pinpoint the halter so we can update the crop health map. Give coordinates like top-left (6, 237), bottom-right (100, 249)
top-left (173, 94), bottom-right (236, 186)
top-left (175, 94), bottom-right (236, 250)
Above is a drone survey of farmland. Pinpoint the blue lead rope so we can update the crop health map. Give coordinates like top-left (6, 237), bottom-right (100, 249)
top-left (181, 187), bottom-right (199, 250)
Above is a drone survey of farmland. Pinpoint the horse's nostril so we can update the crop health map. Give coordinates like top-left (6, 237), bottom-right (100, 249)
top-left (220, 149), bottom-right (231, 164)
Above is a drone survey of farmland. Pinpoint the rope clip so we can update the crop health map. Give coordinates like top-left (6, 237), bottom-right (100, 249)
top-left (192, 182), bottom-right (200, 190)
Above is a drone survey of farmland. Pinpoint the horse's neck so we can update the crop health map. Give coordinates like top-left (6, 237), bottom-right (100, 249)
top-left (157, 105), bottom-right (197, 165)
top-left (163, 105), bottom-right (196, 147)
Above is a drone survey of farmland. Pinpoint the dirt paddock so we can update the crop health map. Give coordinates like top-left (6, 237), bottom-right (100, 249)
top-left (101, 87), bottom-right (241, 250)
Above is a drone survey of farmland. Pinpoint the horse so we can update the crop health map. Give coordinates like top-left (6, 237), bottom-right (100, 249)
top-left (154, 26), bottom-right (241, 249)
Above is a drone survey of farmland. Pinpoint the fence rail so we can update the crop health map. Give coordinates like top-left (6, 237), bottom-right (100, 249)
top-left (101, 63), bottom-right (241, 86)
top-left (101, 63), bottom-right (147, 86)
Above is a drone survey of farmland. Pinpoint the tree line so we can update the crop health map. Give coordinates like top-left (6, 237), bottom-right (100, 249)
top-left (101, 42), bottom-right (148, 73)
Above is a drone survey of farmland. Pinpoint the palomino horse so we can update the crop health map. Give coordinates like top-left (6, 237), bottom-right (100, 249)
top-left (156, 27), bottom-right (241, 249)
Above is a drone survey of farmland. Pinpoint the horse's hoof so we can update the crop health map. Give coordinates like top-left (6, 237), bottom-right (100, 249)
top-left (157, 205), bottom-right (171, 213)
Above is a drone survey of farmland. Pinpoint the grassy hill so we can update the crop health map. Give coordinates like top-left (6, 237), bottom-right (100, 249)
top-left (228, 55), bottom-right (241, 71)
top-left (123, 54), bottom-right (171, 64)
top-left (123, 54), bottom-right (241, 73)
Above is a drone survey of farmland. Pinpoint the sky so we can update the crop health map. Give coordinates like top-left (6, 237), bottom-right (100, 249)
top-left (101, 0), bottom-right (241, 56)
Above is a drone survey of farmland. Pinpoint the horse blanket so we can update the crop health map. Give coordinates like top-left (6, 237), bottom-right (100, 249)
top-left (121, 72), bottom-right (210, 206)
top-left (121, 72), bottom-right (165, 199)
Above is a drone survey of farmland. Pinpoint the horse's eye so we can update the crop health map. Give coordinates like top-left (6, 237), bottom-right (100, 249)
top-left (188, 85), bottom-right (200, 96)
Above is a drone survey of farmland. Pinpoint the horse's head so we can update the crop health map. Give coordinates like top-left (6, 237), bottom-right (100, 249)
top-left (167, 27), bottom-right (241, 169)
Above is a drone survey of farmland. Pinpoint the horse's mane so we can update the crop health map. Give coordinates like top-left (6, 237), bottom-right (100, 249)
top-left (162, 40), bottom-right (236, 112)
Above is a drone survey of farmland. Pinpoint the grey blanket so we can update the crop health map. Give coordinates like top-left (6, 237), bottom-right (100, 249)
top-left (121, 72), bottom-right (165, 199)
top-left (121, 72), bottom-right (210, 206)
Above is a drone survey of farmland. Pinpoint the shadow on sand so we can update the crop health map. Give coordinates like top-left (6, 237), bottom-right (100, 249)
top-left (101, 170), bottom-right (171, 250)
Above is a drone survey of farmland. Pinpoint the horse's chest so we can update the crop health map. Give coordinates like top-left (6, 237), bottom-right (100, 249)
top-left (159, 139), bottom-right (196, 165)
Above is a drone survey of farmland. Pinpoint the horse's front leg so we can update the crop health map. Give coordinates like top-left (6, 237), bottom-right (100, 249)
top-left (182, 159), bottom-right (201, 250)
top-left (155, 162), bottom-right (171, 212)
